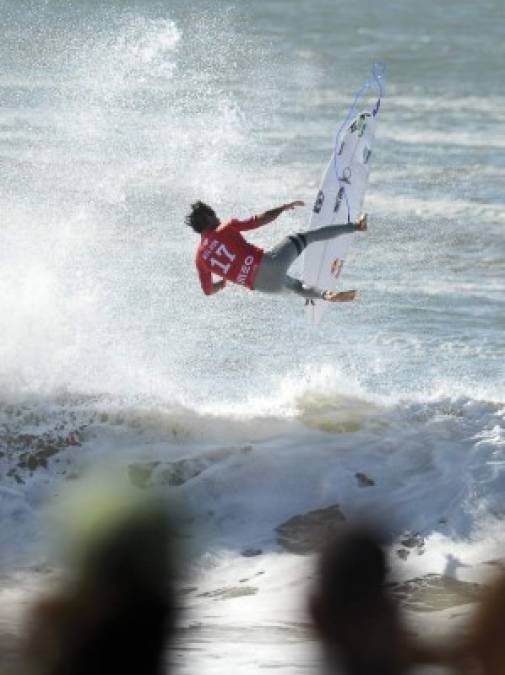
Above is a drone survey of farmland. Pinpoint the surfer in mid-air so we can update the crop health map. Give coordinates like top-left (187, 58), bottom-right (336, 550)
top-left (187, 200), bottom-right (367, 301)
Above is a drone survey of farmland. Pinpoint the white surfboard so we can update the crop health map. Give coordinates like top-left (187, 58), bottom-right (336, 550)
top-left (303, 65), bottom-right (385, 325)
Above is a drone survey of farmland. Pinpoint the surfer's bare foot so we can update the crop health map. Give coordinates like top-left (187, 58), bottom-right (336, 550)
top-left (355, 213), bottom-right (368, 231)
top-left (323, 290), bottom-right (357, 302)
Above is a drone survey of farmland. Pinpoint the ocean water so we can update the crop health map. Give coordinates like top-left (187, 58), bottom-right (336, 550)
top-left (0, 0), bottom-right (504, 672)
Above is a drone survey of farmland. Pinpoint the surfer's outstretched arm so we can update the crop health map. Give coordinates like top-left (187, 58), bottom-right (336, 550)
top-left (254, 200), bottom-right (305, 227)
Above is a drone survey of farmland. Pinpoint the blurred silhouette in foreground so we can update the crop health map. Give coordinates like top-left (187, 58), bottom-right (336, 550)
top-left (448, 568), bottom-right (505, 675)
top-left (19, 482), bottom-right (505, 675)
top-left (23, 486), bottom-right (178, 675)
top-left (309, 525), bottom-right (443, 675)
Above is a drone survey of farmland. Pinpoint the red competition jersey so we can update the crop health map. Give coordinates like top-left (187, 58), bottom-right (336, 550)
top-left (195, 217), bottom-right (264, 294)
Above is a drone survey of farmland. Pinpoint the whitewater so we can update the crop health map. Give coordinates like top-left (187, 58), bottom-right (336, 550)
top-left (0, 0), bottom-right (504, 672)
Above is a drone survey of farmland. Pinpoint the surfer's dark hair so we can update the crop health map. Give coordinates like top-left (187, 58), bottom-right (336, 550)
top-left (185, 201), bottom-right (216, 233)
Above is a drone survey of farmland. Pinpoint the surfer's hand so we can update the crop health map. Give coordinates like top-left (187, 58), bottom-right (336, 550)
top-left (283, 200), bottom-right (305, 211)
top-left (212, 279), bottom-right (226, 294)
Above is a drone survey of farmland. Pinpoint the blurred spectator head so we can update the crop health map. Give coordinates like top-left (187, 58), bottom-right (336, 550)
top-left (309, 524), bottom-right (403, 675)
top-left (24, 482), bottom-right (180, 675)
top-left (465, 570), bottom-right (505, 675)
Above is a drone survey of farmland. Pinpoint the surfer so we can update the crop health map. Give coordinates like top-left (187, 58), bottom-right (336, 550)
top-left (187, 200), bottom-right (367, 301)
